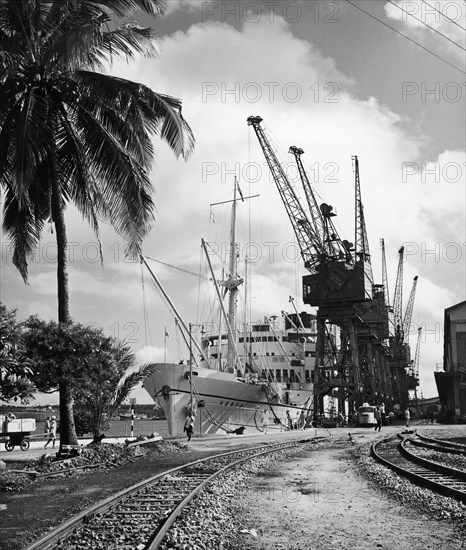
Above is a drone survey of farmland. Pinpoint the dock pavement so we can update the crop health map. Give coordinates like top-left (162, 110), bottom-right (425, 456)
top-left (1, 421), bottom-right (462, 464)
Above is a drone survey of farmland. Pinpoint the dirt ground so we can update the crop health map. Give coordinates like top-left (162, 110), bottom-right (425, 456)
top-left (1, 424), bottom-right (465, 550)
top-left (232, 443), bottom-right (465, 550)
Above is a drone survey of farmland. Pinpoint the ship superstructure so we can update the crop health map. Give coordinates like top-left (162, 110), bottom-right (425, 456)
top-left (142, 181), bottom-right (316, 436)
top-left (202, 312), bottom-right (316, 406)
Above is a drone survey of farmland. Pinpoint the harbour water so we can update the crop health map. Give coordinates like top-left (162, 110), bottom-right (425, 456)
top-left (32, 419), bottom-right (171, 439)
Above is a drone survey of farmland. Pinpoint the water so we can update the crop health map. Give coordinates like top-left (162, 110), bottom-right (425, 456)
top-left (104, 419), bottom-right (170, 437)
top-left (34, 419), bottom-right (170, 438)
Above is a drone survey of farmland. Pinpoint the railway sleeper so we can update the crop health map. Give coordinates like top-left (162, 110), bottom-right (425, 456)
top-left (23, 441), bottom-right (305, 550)
top-left (372, 437), bottom-right (466, 504)
top-left (400, 440), bottom-right (466, 481)
top-left (416, 432), bottom-right (466, 452)
top-left (410, 438), bottom-right (466, 456)
top-left (131, 497), bottom-right (181, 502)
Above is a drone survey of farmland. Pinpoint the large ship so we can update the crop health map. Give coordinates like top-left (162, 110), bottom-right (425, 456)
top-left (142, 183), bottom-right (316, 436)
top-left (142, 313), bottom-right (317, 436)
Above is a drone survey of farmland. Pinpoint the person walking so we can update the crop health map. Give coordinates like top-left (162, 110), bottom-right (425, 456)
top-left (286, 409), bottom-right (293, 431)
top-left (374, 408), bottom-right (382, 432)
top-left (404, 408), bottom-right (410, 428)
top-left (261, 409), bottom-right (269, 434)
top-left (184, 414), bottom-right (194, 442)
top-left (44, 416), bottom-right (57, 448)
top-left (379, 403), bottom-right (386, 426)
top-left (44, 416), bottom-right (51, 438)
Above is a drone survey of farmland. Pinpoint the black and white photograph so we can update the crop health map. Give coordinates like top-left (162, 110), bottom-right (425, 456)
top-left (0, 1), bottom-right (465, 549)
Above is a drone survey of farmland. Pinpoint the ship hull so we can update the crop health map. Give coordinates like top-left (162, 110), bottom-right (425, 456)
top-left (143, 363), bottom-right (310, 436)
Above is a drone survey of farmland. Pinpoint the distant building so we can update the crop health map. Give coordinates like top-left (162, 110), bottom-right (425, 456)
top-left (415, 396), bottom-right (440, 417)
top-left (434, 300), bottom-right (466, 422)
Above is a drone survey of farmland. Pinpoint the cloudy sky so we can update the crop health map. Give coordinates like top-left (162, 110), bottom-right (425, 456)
top-left (1, 0), bottom-right (465, 404)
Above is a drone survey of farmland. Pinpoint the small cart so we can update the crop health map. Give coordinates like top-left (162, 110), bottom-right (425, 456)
top-left (1, 416), bottom-right (36, 451)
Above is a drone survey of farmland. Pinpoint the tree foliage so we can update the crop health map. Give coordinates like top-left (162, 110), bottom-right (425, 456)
top-left (0, 0), bottom-right (194, 283)
top-left (23, 317), bottom-right (108, 392)
top-left (23, 316), bottom-right (149, 441)
top-left (74, 361), bottom-right (157, 441)
top-left (0, 0), bottom-right (194, 448)
top-left (0, 302), bottom-right (36, 402)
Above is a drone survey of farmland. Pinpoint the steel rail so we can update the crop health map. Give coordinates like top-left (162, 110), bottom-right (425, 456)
top-left (399, 438), bottom-right (466, 481)
top-left (24, 440), bottom-right (303, 550)
top-left (408, 437), bottom-right (466, 456)
top-left (147, 441), bottom-right (301, 549)
top-left (415, 431), bottom-right (466, 453)
top-left (371, 434), bottom-right (466, 504)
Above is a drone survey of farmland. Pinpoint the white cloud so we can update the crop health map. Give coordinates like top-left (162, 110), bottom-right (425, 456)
top-left (3, 15), bottom-right (463, 401)
top-left (164, 0), bottom-right (204, 16)
top-left (135, 344), bottom-right (167, 364)
top-left (384, 0), bottom-right (466, 62)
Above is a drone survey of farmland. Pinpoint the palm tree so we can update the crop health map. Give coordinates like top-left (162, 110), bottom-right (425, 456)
top-left (0, 0), bottom-right (194, 450)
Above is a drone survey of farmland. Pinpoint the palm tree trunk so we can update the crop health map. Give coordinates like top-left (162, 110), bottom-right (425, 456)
top-left (51, 172), bottom-right (70, 325)
top-left (58, 379), bottom-right (78, 446)
top-left (51, 158), bottom-right (78, 448)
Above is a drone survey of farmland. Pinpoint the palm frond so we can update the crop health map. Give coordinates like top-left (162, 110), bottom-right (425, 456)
top-left (74, 71), bottom-right (154, 166)
top-left (77, 71), bottom-right (195, 160)
top-left (108, 362), bottom-right (158, 413)
top-left (13, 89), bottom-right (56, 207)
top-left (0, 0), bottom-right (194, 281)
top-left (91, 0), bottom-right (167, 18)
top-left (99, 24), bottom-right (159, 62)
top-left (2, 187), bottom-right (44, 283)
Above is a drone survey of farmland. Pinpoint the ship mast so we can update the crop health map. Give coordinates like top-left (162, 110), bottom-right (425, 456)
top-left (227, 180), bottom-right (240, 370)
top-left (209, 179), bottom-right (258, 374)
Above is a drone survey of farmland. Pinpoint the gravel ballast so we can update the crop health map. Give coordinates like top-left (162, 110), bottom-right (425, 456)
top-left (1, 425), bottom-right (465, 550)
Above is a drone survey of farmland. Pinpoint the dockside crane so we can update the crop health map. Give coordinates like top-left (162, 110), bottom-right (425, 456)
top-left (353, 156), bottom-right (371, 267)
top-left (246, 116), bottom-right (321, 274)
top-left (388, 249), bottom-right (419, 410)
top-left (409, 326), bottom-right (422, 405)
top-left (288, 146), bottom-right (325, 252)
top-left (402, 276), bottom-right (419, 343)
top-left (392, 246), bottom-right (405, 340)
top-left (248, 115), bottom-right (391, 419)
top-left (402, 275), bottom-right (419, 342)
top-left (413, 327), bottom-right (421, 379)
top-left (380, 238), bottom-right (392, 331)
top-left (402, 276), bottom-right (420, 397)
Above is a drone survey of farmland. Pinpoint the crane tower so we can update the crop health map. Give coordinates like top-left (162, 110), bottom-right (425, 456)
top-left (247, 115), bottom-right (396, 419)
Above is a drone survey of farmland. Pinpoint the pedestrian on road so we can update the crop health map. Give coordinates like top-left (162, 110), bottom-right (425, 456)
top-left (2, 413), bottom-right (16, 432)
top-left (261, 409), bottom-right (269, 434)
top-left (184, 414), bottom-right (194, 442)
top-left (44, 416), bottom-right (57, 448)
top-left (286, 409), bottom-right (293, 431)
top-left (404, 408), bottom-right (410, 428)
top-left (374, 408), bottom-right (382, 431)
top-left (379, 403), bottom-right (386, 426)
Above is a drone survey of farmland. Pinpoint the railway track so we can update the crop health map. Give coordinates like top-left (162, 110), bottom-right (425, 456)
top-left (413, 432), bottom-right (466, 455)
top-left (24, 439), bottom-right (306, 550)
top-left (371, 433), bottom-right (466, 504)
